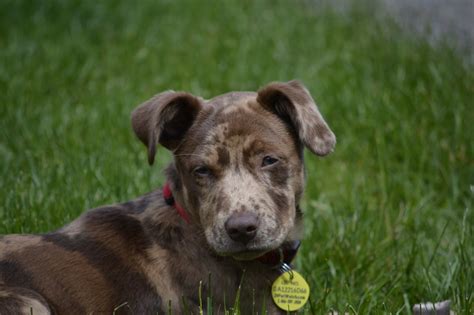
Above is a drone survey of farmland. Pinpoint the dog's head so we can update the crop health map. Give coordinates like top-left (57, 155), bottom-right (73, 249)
top-left (132, 80), bottom-right (335, 260)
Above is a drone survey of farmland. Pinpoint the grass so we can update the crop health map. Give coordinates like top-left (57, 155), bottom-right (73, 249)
top-left (0, 0), bottom-right (473, 313)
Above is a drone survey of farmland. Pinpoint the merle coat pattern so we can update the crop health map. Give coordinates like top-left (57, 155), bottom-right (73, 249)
top-left (0, 80), bottom-right (335, 314)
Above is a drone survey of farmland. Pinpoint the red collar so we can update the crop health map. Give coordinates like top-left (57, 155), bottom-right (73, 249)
top-left (256, 239), bottom-right (300, 268)
top-left (163, 182), bottom-right (190, 223)
top-left (162, 182), bottom-right (300, 267)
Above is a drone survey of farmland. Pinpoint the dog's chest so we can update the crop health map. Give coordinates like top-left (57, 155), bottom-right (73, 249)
top-left (146, 230), bottom-right (279, 312)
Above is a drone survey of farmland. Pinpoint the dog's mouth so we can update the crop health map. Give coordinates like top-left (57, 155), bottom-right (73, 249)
top-left (216, 240), bottom-right (301, 264)
top-left (228, 249), bottom-right (269, 261)
top-left (209, 234), bottom-right (289, 261)
top-left (215, 245), bottom-right (274, 261)
top-left (206, 225), bottom-right (290, 261)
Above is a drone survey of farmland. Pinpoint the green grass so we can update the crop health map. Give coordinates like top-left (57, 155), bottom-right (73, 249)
top-left (1, 0), bottom-right (473, 313)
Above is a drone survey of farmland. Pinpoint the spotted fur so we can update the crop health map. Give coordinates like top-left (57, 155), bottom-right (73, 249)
top-left (0, 80), bottom-right (335, 314)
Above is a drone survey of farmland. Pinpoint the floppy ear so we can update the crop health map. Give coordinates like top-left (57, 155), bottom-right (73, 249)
top-left (131, 91), bottom-right (203, 165)
top-left (257, 80), bottom-right (336, 156)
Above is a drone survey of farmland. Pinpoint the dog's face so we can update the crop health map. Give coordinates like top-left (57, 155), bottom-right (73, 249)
top-left (174, 95), bottom-right (305, 259)
top-left (132, 81), bottom-right (335, 259)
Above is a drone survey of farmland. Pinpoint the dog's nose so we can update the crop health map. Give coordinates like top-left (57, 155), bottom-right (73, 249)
top-left (225, 212), bottom-right (259, 244)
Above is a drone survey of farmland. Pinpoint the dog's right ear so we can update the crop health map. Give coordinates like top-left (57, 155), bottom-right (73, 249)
top-left (131, 91), bottom-right (202, 165)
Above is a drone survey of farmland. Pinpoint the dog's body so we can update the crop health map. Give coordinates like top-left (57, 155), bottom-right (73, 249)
top-left (0, 81), bottom-right (335, 314)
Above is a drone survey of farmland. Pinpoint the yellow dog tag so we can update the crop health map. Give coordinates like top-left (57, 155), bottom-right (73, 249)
top-left (271, 269), bottom-right (310, 311)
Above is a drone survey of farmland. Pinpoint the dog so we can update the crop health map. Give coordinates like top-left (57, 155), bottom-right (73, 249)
top-left (0, 80), bottom-right (335, 314)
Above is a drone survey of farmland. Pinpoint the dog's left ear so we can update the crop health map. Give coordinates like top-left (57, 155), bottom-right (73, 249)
top-left (131, 91), bottom-right (203, 165)
top-left (257, 80), bottom-right (336, 156)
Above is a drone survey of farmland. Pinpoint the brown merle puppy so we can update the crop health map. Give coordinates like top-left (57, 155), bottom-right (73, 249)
top-left (0, 80), bottom-right (335, 314)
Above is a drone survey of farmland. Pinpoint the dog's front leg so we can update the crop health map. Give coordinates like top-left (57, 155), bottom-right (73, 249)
top-left (0, 286), bottom-right (52, 315)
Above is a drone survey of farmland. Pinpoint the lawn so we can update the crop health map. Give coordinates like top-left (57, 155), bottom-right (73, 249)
top-left (0, 0), bottom-right (472, 313)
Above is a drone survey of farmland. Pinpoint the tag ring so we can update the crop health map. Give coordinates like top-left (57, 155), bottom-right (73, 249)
top-left (279, 263), bottom-right (294, 280)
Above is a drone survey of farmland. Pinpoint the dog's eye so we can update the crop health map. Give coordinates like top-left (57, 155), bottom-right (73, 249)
top-left (262, 156), bottom-right (279, 167)
top-left (193, 166), bottom-right (211, 177)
